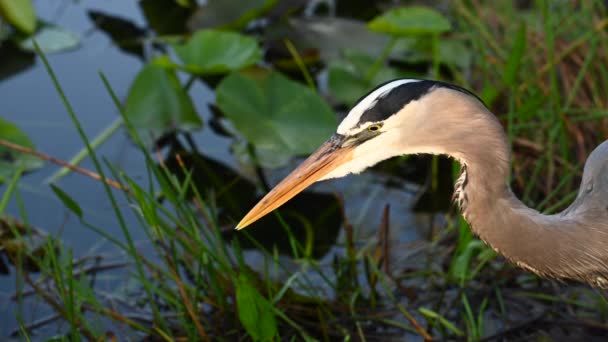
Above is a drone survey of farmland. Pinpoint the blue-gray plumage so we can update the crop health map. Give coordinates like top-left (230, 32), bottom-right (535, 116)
top-left (237, 79), bottom-right (608, 288)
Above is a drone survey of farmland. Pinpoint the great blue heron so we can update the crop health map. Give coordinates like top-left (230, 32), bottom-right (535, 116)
top-left (236, 79), bottom-right (608, 288)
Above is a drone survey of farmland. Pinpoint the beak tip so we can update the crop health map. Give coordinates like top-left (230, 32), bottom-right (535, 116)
top-left (235, 218), bottom-right (250, 230)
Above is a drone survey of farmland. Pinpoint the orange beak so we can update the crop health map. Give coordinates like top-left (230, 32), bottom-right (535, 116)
top-left (236, 134), bottom-right (354, 230)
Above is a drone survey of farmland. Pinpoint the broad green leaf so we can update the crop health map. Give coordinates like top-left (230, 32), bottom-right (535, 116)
top-left (187, 0), bottom-right (278, 31)
top-left (438, 39), bottom-right (471, 69)
top-left (216, 71), bottom-right (336, 164)
top-left (391, 37), bottom-right (472, 69)
top-left (124, 58), bottom-right (202, 146)
top-left (0, 41), bottom-right (35, 82)
top-left (139, 0), bottom-right (190, 35)
top-left (50, 185), bottom-right (83, 218)
top-left (0, 118), bottom-right (43, 182)
top-left (236, 275), bottom-right (277, 341)
top-left (19, 25), bottom-right (80, 53)
top-left (279, 17), bottom-right (391, 61)
top-left (0, 0), bottom-right (36, 34)
top-left (368, 6), bottom-right (451, 36)
top-left (87, 11), bottom-right (145, 59)
top-left (173, 30), bottom-right (262, 75)
top-left (175, 0), bottom-right (192, 7)
top-left (328, 49), bottom-right (411, 106)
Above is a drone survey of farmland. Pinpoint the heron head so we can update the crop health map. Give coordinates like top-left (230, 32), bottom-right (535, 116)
top-left (236, 79), bottom-right (483, 229)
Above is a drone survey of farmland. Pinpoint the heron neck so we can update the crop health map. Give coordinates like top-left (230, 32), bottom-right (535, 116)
top-left (458, 131), bottom-right (608, 285)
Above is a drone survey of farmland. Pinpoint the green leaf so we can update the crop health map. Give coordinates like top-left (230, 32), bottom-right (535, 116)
top-left (0, 118), bottom-right (43, 182)
top-left (124, 57), bottom-right (202, 146)
top-left (139, 0), bottom-right (190, 35)
top-left (19, 25), bottom-right (80, 53)
top-left (368, 6), bottom-right (451, 36)
top-left (50, 184), bottom-right (83, 218)
top-left (328, 49), bottom-right (410, 106)
top-left (187, 0), bottom-right (278, 31)
top-left (236, 275), bottom-right (277, 341)
top-left (391, 38), bottom-right (471, 69)
top-left (216, 70), bottom-right (336, 165)
top-left (174, 0), bottom-right (191, 7)
top-left (173, 30), bottom-right (262, 75)
top-left (503, 23), bottom-right (527, 87)
top-left (0, 0), bottom-right (36, 34)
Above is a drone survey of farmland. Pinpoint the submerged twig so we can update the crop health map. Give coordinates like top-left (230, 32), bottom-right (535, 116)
top-left (10, 312), bottom-right (63, 337)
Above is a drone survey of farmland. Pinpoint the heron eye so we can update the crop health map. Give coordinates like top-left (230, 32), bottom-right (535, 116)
top-left (367, 124), bottom-right (382, 132)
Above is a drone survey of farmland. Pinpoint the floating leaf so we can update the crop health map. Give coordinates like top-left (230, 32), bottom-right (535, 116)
top-left (368, 6), bottom-right (451, 36)
top-left (124, 57), bottom-right (202, 146)
top-left (87, 10), bottom-right (147, 59)
top-left (173, 30), bottom-right (262, 75)
top-left (390, 37), bottom-right (472, 69)
top-left (174, 0), bottom-right (192, 7)
top-left (139, 0), bottom-right (190, 35)
top-left (0, 118), bottom-right (43, 182)
top-left (0, 41), bottom-right (35, 81)
top-left (216, 71), bottom-right (336, 165)
top-left (328, 49), bottom-right (410, 106)
top-left (282, 17), bottom-right (391, 61)
top-left (0, 0), bottom-right (36, 34)
top-left (236, 275), bottom-right (277, 341)
top-left (187, 0), bottom-right (278, 31)
top-left (19, 25), bottom-right (80, 53)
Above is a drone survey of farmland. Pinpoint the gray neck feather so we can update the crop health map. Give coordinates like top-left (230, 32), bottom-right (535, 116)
top-left (443, 96), bottom-right (608, 287)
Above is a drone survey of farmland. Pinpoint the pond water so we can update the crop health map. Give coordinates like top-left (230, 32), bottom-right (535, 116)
top-left (0, 1), bottom-right (442, 338)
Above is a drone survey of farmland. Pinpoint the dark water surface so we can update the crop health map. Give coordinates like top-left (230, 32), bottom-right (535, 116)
top-left (0, 1), bottom-right (220, 335)
top-left (0, 1), bottom-right (430, 338)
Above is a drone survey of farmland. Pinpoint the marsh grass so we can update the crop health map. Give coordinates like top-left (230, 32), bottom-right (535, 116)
top-left (3, 1), bottom-right (608, 340)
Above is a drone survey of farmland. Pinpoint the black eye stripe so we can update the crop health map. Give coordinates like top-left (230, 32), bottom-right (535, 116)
top-left (353, 80), bottom-right (483, 128)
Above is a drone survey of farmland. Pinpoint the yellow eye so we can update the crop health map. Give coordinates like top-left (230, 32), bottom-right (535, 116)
top-left (367, 124), bottom-right (382, 132)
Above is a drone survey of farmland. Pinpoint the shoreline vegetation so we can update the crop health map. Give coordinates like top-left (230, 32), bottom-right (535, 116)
top-left (1, 1), bottom-right (607, 340)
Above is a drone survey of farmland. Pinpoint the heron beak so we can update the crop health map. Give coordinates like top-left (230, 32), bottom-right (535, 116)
top-left (236, 134), bottom-right (353, 230)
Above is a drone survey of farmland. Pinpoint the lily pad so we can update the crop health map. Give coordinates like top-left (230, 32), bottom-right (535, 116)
top-left (216, 71), bottom-right (336, 164)
top-left (0, 41), bottom-right (35, 81)
top-left (139, 0), bottom-right (191, 35)
top-left (391, 37), bottom-right (472, 69)
top-left (19, 25), bottom-right (80, 53)
top-left (173, 30), bottom-right (262, 75)
top-left (88, 10), bottom-right (147, 59)
top-left (278, 17), bottom-right (391, 61)
top-left (0, 118), bottom-right (43, 182)
top-left (0, 0), bottom-right (36, 34)
top-left (368, 6), bottom-right (451, 36)
top-left (124, 57), bottom-right (202, 146)
top-left (187, 0), bottom-right (278, 31)
top-left (328, 49), bottom-right (411, 106)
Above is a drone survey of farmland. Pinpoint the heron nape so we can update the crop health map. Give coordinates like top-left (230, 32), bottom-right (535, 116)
top-left (236, 79), bottom-right (608, 288)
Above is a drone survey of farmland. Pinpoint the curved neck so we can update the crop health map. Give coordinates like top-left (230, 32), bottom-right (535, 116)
top-left (451, 110), bottom-right (608, 285)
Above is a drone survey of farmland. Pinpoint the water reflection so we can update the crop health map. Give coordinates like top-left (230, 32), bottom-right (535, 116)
top-left (0, 0), bottom-right (440, 337)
